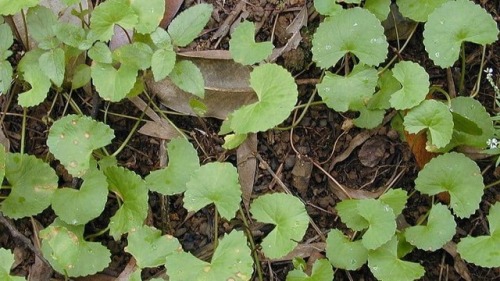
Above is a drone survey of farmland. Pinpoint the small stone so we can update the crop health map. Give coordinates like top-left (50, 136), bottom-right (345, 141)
top-left (284, 155), bottom-right (296, 170)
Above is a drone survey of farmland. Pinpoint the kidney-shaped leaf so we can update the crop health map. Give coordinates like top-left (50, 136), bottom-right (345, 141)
top-left (318, 64), bottom-right (378, 112)
top-left (17, 49), bottom-right (51, 107)
top-left (368, 236), bottom-right (425, 281)
top-left (47, 114), bottom-right (114, 177)
top-left (52, 167), bottom-right (108, 225)
top-left (326, 229), bottom-right (368, 270)
top-left (165, 231), bottom-right (253, 280)
top-left (415, 152), bottom-right (484, 218)
top-left (89, 0), bottom-right (138, 42)
top-left (250, 193), bottom-right (309, 259)
top-left (125, 225), bottom-right (182, 268)
top-left (457, 202), bottom-right (500, 268)
top-left (227, 63), bottom-right (297, 134)
top-left (403, 100), bottom-right (453, 149)
top-left (286, 259), bottom-right (334, 281)
top-left (423, 0), bottom-right (498, 68)
top-left (40, 220), bottom-right (111, 277)
top-left (146, 138), bottom-right (200, 195)
top-left (105, 166), bottom-right (149, 239)
top-left (390, 61), bottom-right (430, 110)
top-left (312, 7), bottom-right (388, 68)
top-left (378, 188), bottom-right (408, 217)
top-left (404, 203), bottom-right (456, 251)
top-left (168, 3), bottom-right (213, 47)
top-left (184, 162), bottom-right (241, 220)
top-left (91, 62), bottom-right (138, 102)
top-left (1, 153), bottom-right (57, 218)
top-left (229, 21), bottom-right (274, 65)
top-left (397, 0), bottom-right (449, 22)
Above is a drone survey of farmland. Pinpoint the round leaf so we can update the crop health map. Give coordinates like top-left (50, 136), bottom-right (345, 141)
top-left (397, 0), bottom-right (448, 22)
top-left (47, 114), bottom-right (114, 177)
top-left (378, 188), bottom-right (408, 217)
top-left (52, 168), bottom-right (108, 225)
top-left (286, 259), bottom-right (334, 281)
top-left (368, 236), bottom-right (425, 281)
top-left (403, 100), bottom-right (453, 149)
top-left (367, 70), bottom-right (401, 110)
top-left (105, 166), bottom-right (149, 239)
top-left (169, 60), bottom-right (205, 98)
top-left (229, 21), bottom-right (274, 65)
top-left (457, 202), bottom-right (500, 268)
top-left (365, 0), bottom-right (391, 21)
top-left (125, 225), bottom-right (182, 268)
top-left (358, 199), bottom-right (397, 250)
top-left (167, 4), bottom-right (213, 47)
top-left (1, 153), bottom-right (57, 218)
top-left (326, 229), bottom-right (368, 270)
top-left (146, 138), bottom-right (200, 195)
top-left (404, 203), bottom-right (456, 251)
top-left (40, 221), bottom-right (111, 277)
top-left (414, 152), bottom-right (484, 218)
top-left (317, 64), bottom-right (378, 112)
top-left (313, 0), bottom-right (342, 17)
top-left (312, 7), bottom-right (388, 68)
top-left (17, 49), bottom-right (51, 107)
top-left (184, 162), bottom-right (241, 220)
top-left (91, 62), bottom-right (138, 102)
top-left (250, 193), bottom-right (309, 259)
top-left (89, 0), bottom-right (138, 42)
top-left (228, 63), bottom-right (298, 134)
top-left (390, 61), bottom-right (430, 110)
top-left (423, 1), bottom-right (499, 68)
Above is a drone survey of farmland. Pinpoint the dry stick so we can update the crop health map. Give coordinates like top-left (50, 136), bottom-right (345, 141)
top-left (212, 1), bottom-right (246, 48)
top-left (0, 212), bottom-right (50, 267)
top-left (254, 153), bottom-right (326, 242)
top-left (446, 68), bottom-right (457, 98)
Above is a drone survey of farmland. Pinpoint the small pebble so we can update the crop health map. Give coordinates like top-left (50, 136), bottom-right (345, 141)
top-left (284, 155), bottom-right (296, 170)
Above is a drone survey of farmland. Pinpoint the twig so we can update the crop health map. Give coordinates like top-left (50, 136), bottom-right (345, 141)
top-left (0, 212), bottom-right (50, 267)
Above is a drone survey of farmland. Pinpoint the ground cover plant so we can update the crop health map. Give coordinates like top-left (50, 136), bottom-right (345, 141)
top-left (0, 0), bottom-right (499, 280)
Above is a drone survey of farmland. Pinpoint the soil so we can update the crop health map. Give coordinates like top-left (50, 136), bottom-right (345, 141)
top-left (1, 0), bottom-right (500, 280)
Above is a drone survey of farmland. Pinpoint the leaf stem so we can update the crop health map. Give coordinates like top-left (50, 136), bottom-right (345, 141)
top-left (85, 226), bottom-right (110, 240)
top-left (20, 107), bottom-right (27, 154)
top-left (459, 42), bottom-right (466, 94)
top-left (110, 97), bottom-right (148, 157)
top-left (213, 205), bottom-right (219, 251)
top-left (378, 23), bottom-right (419, 75)
top-left (429, 86), bottom-right (452, 107)
top-left (238, 207), bottom-right (264, 281)
top-left (470, 45), bottom-right (487, 98)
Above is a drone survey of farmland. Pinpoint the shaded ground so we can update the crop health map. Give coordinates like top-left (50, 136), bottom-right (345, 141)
top-left (1, 0), bottom-right (500, 280)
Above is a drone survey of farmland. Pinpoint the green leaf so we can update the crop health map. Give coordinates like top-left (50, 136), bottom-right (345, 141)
top-left (405, 204), bottom-right (456, 251)
top-left (389, 61), bottom-right (430, 110)
top-left (0, 23), bottom-right (13, 52)
top-left (145, 138), bottom-right (200, 195)
top-left (0, 248), bottom-right (25, 281)
top-left (353, 106), bottom-right (385, 129)
top-left (313, 0), bottom-right (342, 17)
top-left (318, 64), bottom-right (378, 112)
top-left (169, 60), bottom-right (205, 98)
top-left (457, 202), bottom-right (500, 268)
top-left (229, 21), bottom-right (274, 65)
top-left (62, 0), bottom-right (81, 5)
top-left (150, 27), bottom-right (172, 49)
top-left (0, 61), bottom-right (12, 94)
top-left (40, 220), bottom-right (111, 277)
top-left (423, 1), bottom-right (499, 68)
top-left (0, 0), bottom-right (39, 15)
top-left (222, 133), bottom-right (248, 150)
top-left (325, 229), bottom-right (368, 270)
top-left (55, 23), bottom-right (92, 50)
top-left (91, 62), bottom-right (138, 101)
top-left (165, 231), bottom-right (253, 280)
top-left (250, 193), bottom-right (309, 259)
top-left (368, 236), bottom-right (425, 281)
top-left (365, 0), bottom-right (391, 21)
top-left (286, 259), bottom-right (334, 281)
top-left (447, 97), bottom-right (494, 149)
top-left (367, 70), bottom-right (401, 110)
top-left (397, 0), bottom-right (449, 22)
top-left (336, 199), bottom-right (369, 230)
top-left (105, 166), bottom-right (149, 239)
top-left (125, 225), bottom-right (182, 268)
top-left (414, 152), bottom-right (484, 218)
top-left (39, 48), bottom-right (65, 87)
top-left (130, 0), bottom-right (165, 34)
top-left (226, 63), bottom-right (298, 134)
top-left (89, 0), bottom-right (138, 42)
top-left (47, 114), bottom-right (114, 177)
top-left (151, 46), bottom-right (176, 81)
top-left (312, 7), bottom-right (388, 68)
top-left (167, 3), bottom-right (213, 47)
top-left (88, 42), bottom-right (112, 64)
top-left (1, 153), bottom-right (57, 218)
top-left (112, 42), bottom-right (153, 70)
top-left (378, 188), bottom-right (408, 217)
top-left (26, 6), bottom-right (59, 47)
top-left (184, 162), bottom-right (241, 220)
top-left (52, 168), bottom-right (108, 225)
top-left (403, 100), bottom-right (453, 149)
top-left (71, 64), bottom-right (91, 89)
top-left (17, 49), bottom-right (51, 107)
